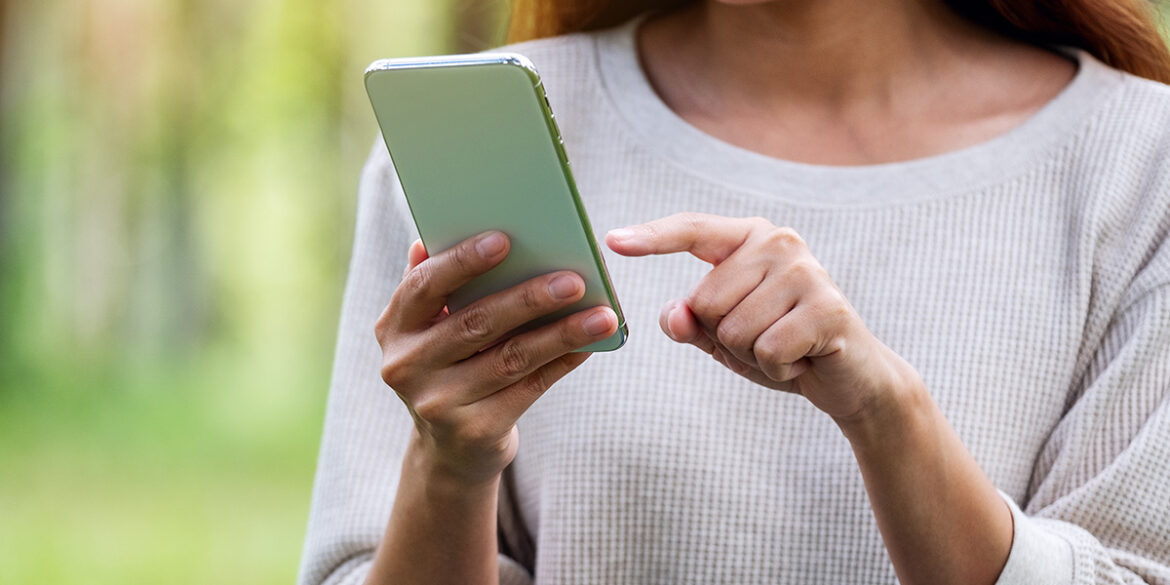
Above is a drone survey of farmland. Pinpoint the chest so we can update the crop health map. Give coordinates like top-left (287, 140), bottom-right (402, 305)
top-left (547, 141), bottom-right (1089, 492)
top-left (506, 152), bottom-right (1093, 583)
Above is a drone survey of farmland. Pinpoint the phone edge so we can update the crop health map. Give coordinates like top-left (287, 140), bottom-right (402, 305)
top-left (364, 53), bottom-right (629, 352)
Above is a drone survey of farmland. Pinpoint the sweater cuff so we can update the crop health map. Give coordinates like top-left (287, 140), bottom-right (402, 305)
top-left (994, 491), bottom-right (1074, 585)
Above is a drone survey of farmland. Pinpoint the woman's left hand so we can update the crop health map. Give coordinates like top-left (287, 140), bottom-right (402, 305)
top-left (606, 212), bottom-right (923, 422)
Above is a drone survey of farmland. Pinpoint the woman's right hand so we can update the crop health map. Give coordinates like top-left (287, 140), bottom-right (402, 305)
top-left (374, 230), bottom-right (619, 488)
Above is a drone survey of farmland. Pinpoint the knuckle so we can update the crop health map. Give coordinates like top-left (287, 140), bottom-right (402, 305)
top-left (411, 394), bottom-right (447, 424)
top-left (828, 294), bottom-right (852, 319)
top-left (687, 289), bottom-right (719, 320)
top-left (373, 301), bottom-right (403, 344)
top-left (810, 291), bottom-right (851, 325)
top-left (520, 283), bottom-right (544, 311)
top-left (560, 317), bottom-right (585, 348)
top-left (680, 212), bottom-right (706, 233)
top-left (379, 345), bottom-right (419, 389)
top-left (521, 368), bottom-right (551, 397)
top-left (494, 338), bottom-right (532, 380)
top-left (747, 216), bottom-right (774, 231)
top-left (757, 323), bottom-right (794, 360)
top-left (402, 264), bottom-right (433, 297)
top-left (379, 361), bottom-right (404, 388)
top-left (451, 242), bottom-right (481, 274)
top-left (373, 313), bottom-right (391, 344)
top-left (827, 304), bottom-right (854, 331)
top-left (457, 306), bottom-right (494, 343)
top-left (754, 340), bottom-right (780, 366)
top-left (786, 258), bottom-right (823, 283)
top-left (824, 334), bottom-right (848, 355)
top-left (715, 317), bottom-right (746, 351)
top-left (641, 220), bottom-right (663, 242)
top-left (760, 360), bottom-right (789, 382)
top-left (768, 226), bottom-right (806, 249)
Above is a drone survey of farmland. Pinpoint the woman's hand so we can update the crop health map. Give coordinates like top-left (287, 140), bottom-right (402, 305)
top-left (369, 232), bottom-right (617, 585)
top-left (606, 212), bottom-right (921, 422)
top-left (608, 213), bottom-right (1013, 585)
top-left (375, 231), bottom-right (619, 488)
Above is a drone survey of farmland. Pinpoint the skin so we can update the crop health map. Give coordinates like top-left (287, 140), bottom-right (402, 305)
top-left (607, 214), bottom-right (1012, 585)
top-left (365, 1), bottom-right (1077, 583)
top-left (638, 0), bottom-right (1076, 165)
top-left (368, 233), bottom-right (618, 585)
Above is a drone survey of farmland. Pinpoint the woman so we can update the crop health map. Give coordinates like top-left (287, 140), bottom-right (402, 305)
top-left (299, 1), bottom-right (1170, 584)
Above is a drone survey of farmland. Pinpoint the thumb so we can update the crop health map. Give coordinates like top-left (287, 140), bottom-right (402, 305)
top-left (660, 299), bottom-right (701, 343)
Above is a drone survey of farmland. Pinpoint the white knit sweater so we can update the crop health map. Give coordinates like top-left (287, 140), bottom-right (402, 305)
top-left (298, 16), bottom-right (1170, 585)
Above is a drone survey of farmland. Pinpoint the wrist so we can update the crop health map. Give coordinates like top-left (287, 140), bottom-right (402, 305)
top-left (404, 431), bottom-right (504, 499)
top-left (833, 366), bottom-right (933, 449)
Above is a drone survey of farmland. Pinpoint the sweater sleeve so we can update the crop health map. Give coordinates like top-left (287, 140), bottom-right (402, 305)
top-left (295, 140), bottom-right (534, 585)
top-left (994, 255), bottom-right (1170, 582)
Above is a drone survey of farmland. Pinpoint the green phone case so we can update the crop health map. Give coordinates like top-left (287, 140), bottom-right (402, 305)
top-left (365, 53), bottom-right (627, 352)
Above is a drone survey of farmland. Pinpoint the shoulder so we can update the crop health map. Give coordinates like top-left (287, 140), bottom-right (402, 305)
top-left (1066, 52), bottom-right (1170, 206)
top-left (1077, 54), bottom-right (1170, 166)
top-left (1071, 56), bottom-right (1170, 306)
top-left (1109, 64), bottom-right (1170, 115)
top-left (488, 31), bottom-right (597, 74)
top-left (485, 31), bottom-right (604, 114)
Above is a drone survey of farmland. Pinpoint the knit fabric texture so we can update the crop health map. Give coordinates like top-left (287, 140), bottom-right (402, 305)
top-left (298, 16), bottom-right (1170, 585)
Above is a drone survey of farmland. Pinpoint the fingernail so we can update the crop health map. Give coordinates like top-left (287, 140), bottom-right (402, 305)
top-left (583, 310), bottom-right (613, 336)
top-left (608, 228), bottom-right (636, 241)
top-left (548, 274), bottom-right (579, 299)
top-left (477, 232), bottom-right (506, 257)
top-left (665, 305), bottom-right (680, 339)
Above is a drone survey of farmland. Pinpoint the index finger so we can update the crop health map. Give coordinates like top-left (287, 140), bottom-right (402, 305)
top-left (605, 212), bottom-right (753, 264)
top-left (387, 230), bottom-right (509, 330)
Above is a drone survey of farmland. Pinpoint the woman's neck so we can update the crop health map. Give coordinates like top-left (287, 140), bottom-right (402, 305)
top-left (637, 0), bottom-right (1077, 165)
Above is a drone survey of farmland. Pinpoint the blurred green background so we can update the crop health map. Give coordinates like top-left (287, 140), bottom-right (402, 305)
top-left (2, 1), bottom-right (1169, 584)
top-left (0, 0), bottom-right (505, 583)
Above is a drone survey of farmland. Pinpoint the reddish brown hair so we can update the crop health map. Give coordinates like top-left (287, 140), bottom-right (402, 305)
top-left (506, 0), bottom-right (1170, 84)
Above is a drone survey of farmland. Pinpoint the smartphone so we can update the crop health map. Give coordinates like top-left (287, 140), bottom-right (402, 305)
top-left (364, 53), bottom-right (627, 352)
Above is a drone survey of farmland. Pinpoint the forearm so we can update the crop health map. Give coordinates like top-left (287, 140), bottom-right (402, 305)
top-left (365, 434), bottom-right (501, 585)
top-left (836, 378), bottom-right (1013, 585)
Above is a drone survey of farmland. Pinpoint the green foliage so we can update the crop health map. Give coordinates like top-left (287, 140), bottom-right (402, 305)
top-left (0, 358), bottom-right (325, 584)
top-left (0, 0), bottom-right (507, 582)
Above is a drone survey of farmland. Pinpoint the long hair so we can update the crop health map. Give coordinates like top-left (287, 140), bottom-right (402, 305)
top-left (506, 0), bottom-right (1170, 84)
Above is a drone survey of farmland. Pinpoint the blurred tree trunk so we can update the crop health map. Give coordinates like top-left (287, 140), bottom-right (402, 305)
top-left (0, 0), bottom-right (8, 201)
top-left (0, 0), bottom-right (11, 367)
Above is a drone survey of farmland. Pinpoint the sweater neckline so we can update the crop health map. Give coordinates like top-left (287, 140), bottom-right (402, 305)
top-left (592, 13), bottom-right (1124, 208)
